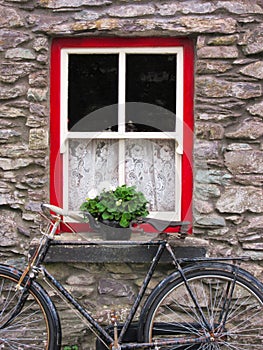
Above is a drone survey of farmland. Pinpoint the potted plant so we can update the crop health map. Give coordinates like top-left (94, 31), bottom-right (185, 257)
top-left (80, 184), bottom-right (149, 240)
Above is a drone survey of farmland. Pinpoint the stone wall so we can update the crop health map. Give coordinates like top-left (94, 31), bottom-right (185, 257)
top-left (193, 6), bottom-right (263, 270)
top-left (0, 0), bottom-right (263, 348)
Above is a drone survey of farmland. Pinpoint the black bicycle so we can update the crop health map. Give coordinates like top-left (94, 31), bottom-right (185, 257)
top-left (0, 203), bottom-right (263, 349)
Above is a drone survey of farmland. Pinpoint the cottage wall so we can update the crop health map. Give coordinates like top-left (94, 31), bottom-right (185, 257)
top-left (0, 0), bottom-right (262, 348)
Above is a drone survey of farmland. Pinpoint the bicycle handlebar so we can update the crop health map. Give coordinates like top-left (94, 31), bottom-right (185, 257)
top-left (41, 203), bottom-right (84, 222)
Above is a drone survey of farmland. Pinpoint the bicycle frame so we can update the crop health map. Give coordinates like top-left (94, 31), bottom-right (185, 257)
top-left (39, 241), bottom-right (166, 348)
top-left (34, 240), bottom-right (217, 349)
top-left (15, 212), bottom-right (245, 349)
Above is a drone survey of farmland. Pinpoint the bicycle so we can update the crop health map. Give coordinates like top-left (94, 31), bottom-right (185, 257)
top-left (0, 203), bottom-right (263, 349)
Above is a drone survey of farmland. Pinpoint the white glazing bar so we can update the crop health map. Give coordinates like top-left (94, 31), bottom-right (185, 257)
top-left (62, 47), bottom-right (182, 55)
top-left (118, 51), bottom-right (126, 133)
top-left (118, 139), bottom-right (126, 186)
top-left (175, 48), bottom-right (184, 153)
top-left (174, 152), bottom-right (182, 220)
top-left (118, 51), bottom-right (126, 184)
top-left (66, 131), bottom-right (178, 139)
top-left (63, 140), bottom-right (69, 211)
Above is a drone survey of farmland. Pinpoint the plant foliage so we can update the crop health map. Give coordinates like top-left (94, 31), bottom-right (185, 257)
top-left (80, 185), bottom-right (149, 228)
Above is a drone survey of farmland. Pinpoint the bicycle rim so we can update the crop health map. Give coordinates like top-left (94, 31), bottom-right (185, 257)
top-left (0, 267), bottom-right (59, 349)
top-left (143, 269), bottom-right (263, 349)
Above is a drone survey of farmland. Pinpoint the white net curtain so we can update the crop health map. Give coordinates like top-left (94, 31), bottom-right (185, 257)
top-left (125, 139), bottom-right (176, 211)
top-left (68, 139), bottom-right (176, 212)
top-left (68, 139), bottom-right (119, 210)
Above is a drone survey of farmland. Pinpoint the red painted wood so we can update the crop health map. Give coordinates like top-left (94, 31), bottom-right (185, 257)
top-left (50, 37), bottom-right (194, 232)
top-left (50, 40), bottom-right (63, 209)
top-left (182, 39), bottom-right (194, 230)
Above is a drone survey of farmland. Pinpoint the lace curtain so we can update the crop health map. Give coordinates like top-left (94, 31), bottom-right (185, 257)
top-left (68, 139), bottom-right (176, 212)
top-left (68, 139), bottom-right (119, 211)
top-left (125, 139), bottom-right (176, 211)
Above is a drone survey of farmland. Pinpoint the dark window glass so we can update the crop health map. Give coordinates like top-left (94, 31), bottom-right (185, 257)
top-left (126, 54), bottom-right (176, 132)
top-left (68, 54), bottom-right (118, 131)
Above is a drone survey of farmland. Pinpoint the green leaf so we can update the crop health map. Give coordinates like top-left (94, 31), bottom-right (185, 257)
top-left (96, 203), bottom-right (106, 212)
top-left (119, 217), bottom-right (129, 227)
top-left (79, 202), bottom-right (87, 211)
top-left (102, 211), bottom-right (113, 220)
top-left (128, 200), bottom-right (137, 211)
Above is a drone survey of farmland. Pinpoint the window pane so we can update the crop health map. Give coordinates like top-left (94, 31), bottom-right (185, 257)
top-left (68, 54), bottom-right (118, 131)
top-left (126, 54), bottom-right (176, 132)
top-left (68, 139), bottom-right (119, 210)
top-left (125, 139), bottom-right (176, 211)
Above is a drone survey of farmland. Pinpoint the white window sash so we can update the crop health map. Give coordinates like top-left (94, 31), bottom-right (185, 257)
top-left (60, 47), bottom-right (184, 151)
top-left (60, 47), bottom-right (184, 220)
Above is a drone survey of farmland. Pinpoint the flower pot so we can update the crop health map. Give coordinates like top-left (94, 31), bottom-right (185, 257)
top-left (84, 212), bottom-right (131, 241)
top-left (99, 220), bottom-right (132, 241)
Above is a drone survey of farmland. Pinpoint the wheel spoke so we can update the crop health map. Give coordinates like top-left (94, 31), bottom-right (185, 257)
top-left (0, 267), bottom-right (59, 349)
top-left (144, 267), bottom-right (263, 349)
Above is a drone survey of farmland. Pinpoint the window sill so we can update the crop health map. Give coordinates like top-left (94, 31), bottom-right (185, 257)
top-left (33, 233), bottom-right (207, 263)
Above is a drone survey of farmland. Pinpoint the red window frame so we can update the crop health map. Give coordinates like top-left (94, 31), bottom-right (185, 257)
top-left (50, 37), bottom-right (194, 228)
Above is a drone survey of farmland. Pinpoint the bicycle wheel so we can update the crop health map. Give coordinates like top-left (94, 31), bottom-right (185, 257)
top-left (0, 264), bottom-right (61, 349)
top-left (142, 262), bottom-right (263, 349)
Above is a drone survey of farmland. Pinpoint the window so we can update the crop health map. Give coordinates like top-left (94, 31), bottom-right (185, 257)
top-left (50, 38), bottom-right (194, 223)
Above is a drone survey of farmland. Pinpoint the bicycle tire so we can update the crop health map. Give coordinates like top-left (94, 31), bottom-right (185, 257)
top-left (0, 264), bottom-right (61, 349)
top-left (142, 262), bottom-right (263, 349)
